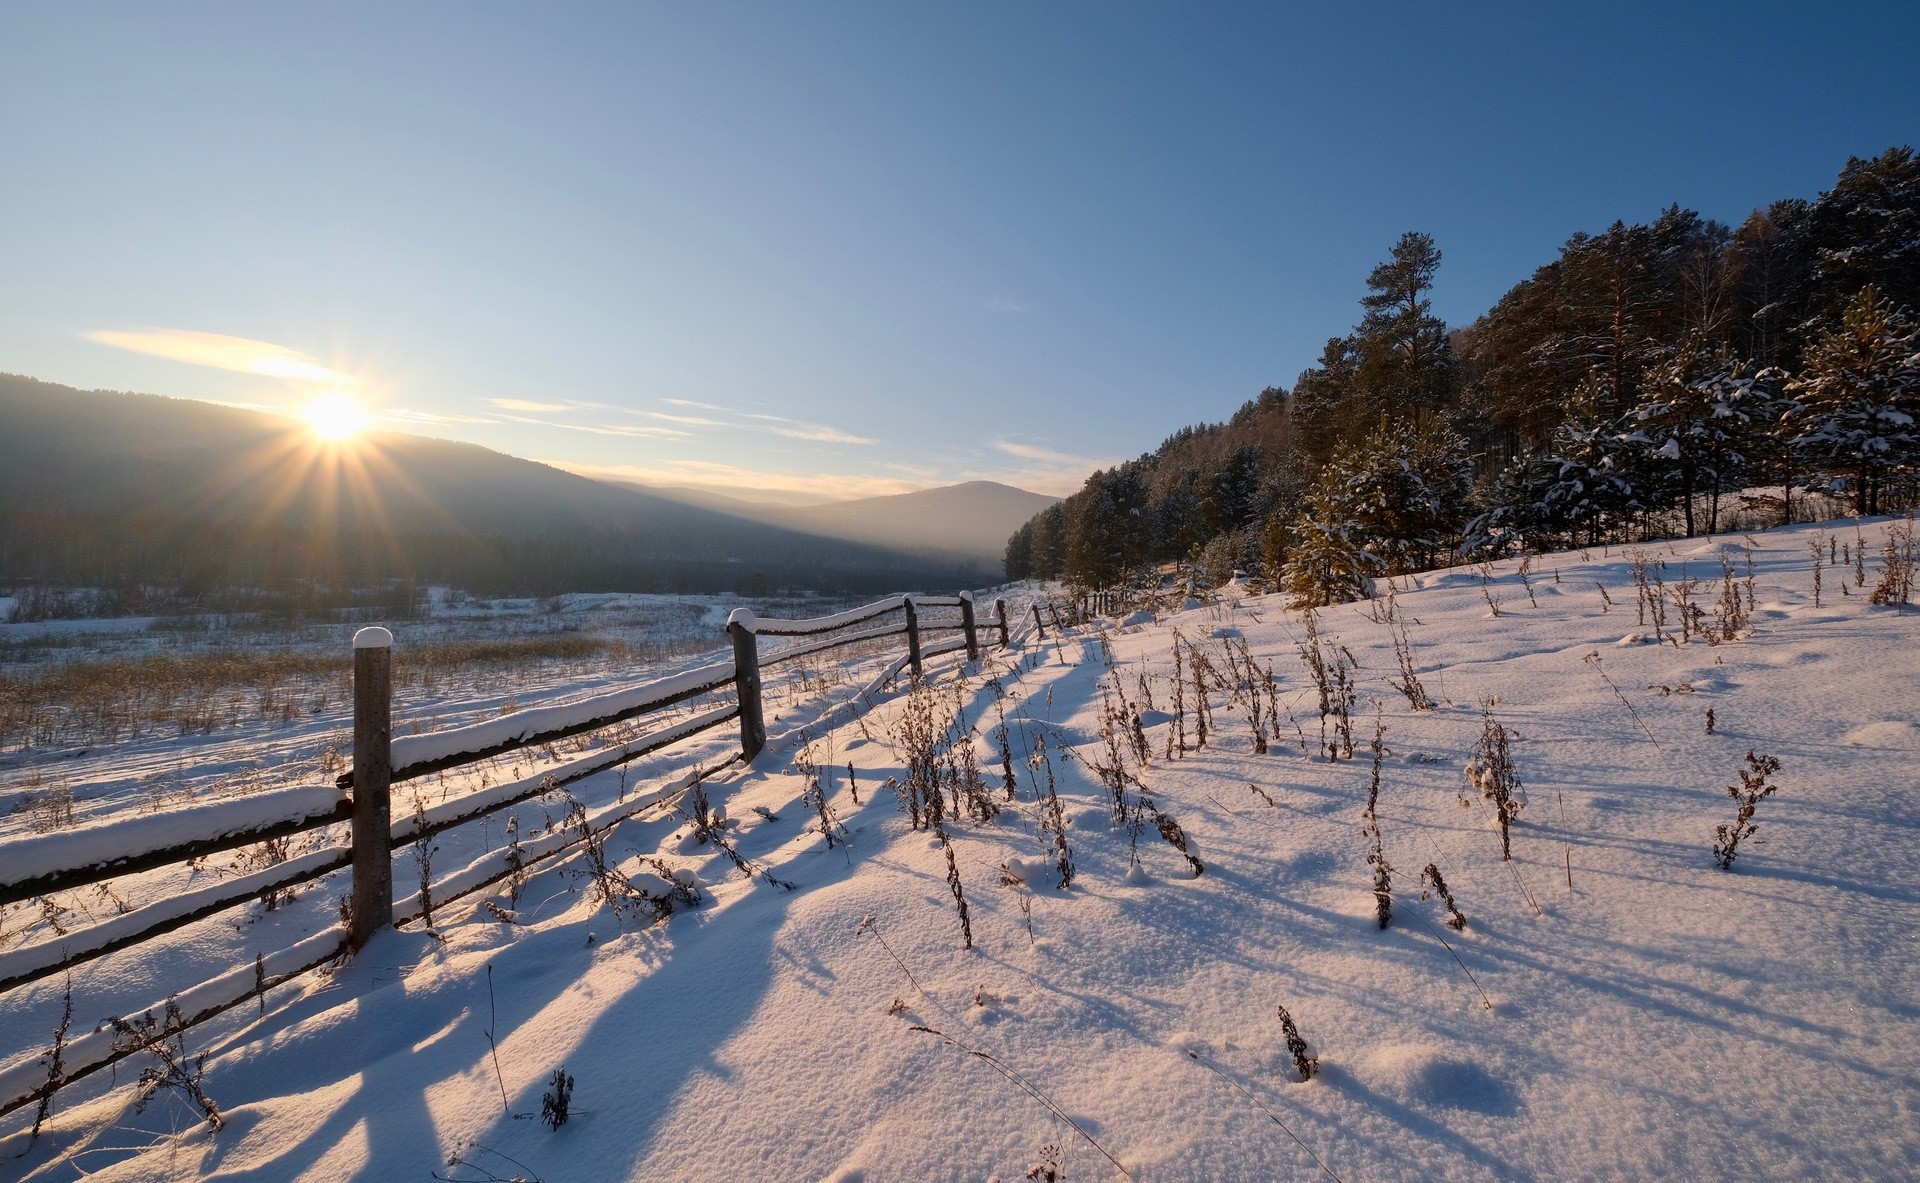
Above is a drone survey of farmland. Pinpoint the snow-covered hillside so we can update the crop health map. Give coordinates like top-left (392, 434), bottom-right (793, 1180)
top-left (4, 519), bottom-right (1918, 1182)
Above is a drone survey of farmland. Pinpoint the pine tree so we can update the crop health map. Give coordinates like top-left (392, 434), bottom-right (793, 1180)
top-left (1725, 198), bottom-right (1816, 369)
top-left (1259, 503), bottom-right (1295, 584)
top-left (1789, 285), bottom-right (1920, 515)
top-left (1283, 472), bottom-right (1377, 609)
top-left (1283, 421), bottom-right (1472, 605)
top-left (1804, 147), bottom-right (1920, 318)
top-left (1630, 337), bottom-right (1778, 535)
top-left (1150, 468), bottom-right (1206, 561)
top-left (1471, 373), bottom-right (1650, 551)
top-left (1199, 444), bottom-right (1263, 538)
top-left (1029, 503), bottom-right (1069, 581)
top-left (1067, 468), bottom-right (1147, 589)
top-left (1290, 336), bottom-right (1362, 465)
top-left (1003, 521), bottom-right (1034, 581)
top-left (1356, 232), bottom-right (1456, 425)
top-left (1465, 452), bottom-right (1563, 556)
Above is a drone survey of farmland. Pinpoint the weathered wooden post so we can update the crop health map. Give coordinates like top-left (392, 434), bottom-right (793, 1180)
top-left (994, 597), bottom-right (1010, 648)
top-left (727, 610), bottom-right (767, 760)
top-left (350, 626), bottom-right (394, 949)
top-left (958, 591), bottom-right (979, 661)
top-left (1032, 602), bottom-right (1046, 640)
top-left (903, 596), bottom-right (924, 676)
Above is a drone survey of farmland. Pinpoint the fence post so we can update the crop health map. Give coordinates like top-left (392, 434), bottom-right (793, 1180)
top-left (903, 596), bottom-right (923, 676)
top-left (350, 627), bottom-right (394, 949)
top-left (728, 614), bottom-right (767, 760)
top-left (994, 597), bottom-right (1010, 648)
top-left (1032, 602), bottom-right (1046, 640)
top-left (958, 591), bottom-right (979, 661)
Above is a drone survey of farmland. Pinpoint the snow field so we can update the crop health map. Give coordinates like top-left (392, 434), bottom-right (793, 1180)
top-left (3, 521), bottom-right (1918, 1181)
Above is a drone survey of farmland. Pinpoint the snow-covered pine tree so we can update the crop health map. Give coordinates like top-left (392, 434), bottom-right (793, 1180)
top-left (1283, 420), bottom-right (1473, 606)
top-left (1630, 337), bottom-right (1785, 535)
top-left (1464, 452), bottom-right (1562, 557)
top-left (1803, 147), bottom-right (1920, 318)
top-left (1788, 285), bottom-right (1920, 516)
top-left (1283, 452), bottom-right (1379, 609)
top-left (1546, 415), bottom-right (1656, 546)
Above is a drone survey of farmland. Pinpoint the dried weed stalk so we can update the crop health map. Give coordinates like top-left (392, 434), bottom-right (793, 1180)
top-left (1419, 863), bottom-right (1467, 929)
top-left (1276, 1004), bottom-right (1318, 1082)
top-left (109, 999), bottom-right (224, 1129)
top-left (1465, 700), bottom-right (1525, 861)
top-left (1713, 750), bottom-right (1782, 870)
top-left (1362, 718), bottom-right (1392, 928)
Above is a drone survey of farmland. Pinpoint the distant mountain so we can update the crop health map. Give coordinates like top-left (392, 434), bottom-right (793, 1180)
top-left (0, 374), bottom-right (992, 601)
top-left (616, 480), bottom-right (1058, 565)
top-left (777, 482), bottom-right (1058, 563)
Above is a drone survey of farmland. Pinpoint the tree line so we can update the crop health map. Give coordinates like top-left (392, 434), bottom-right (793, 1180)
top-left (1003, 146), bottom-right (1920, 606)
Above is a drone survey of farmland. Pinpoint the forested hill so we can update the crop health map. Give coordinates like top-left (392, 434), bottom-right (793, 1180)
top-left (0, 376), bottom-right (990, 608)
top-left (1005, 146), bottom-right (1920, 600)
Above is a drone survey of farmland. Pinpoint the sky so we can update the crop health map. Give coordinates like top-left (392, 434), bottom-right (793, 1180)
top-left (1, 3), bottom-right (1914, 504)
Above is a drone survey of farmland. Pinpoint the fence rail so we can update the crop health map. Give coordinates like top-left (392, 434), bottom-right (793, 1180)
top-left (0, 588), bottom-right (1023, 1122)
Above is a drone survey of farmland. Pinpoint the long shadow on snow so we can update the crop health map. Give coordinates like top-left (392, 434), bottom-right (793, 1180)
top-left (184, 917), bottom-right (609, 1182)
top-left (444, 649), bottom-right (1071, 1178)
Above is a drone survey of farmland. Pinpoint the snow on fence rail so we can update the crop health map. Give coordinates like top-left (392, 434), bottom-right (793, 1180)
top-left (367, 659), bottom-right (739, 785)
top-left (0, 590), bottom-right (1018, 1122)
top-left (0, 785), bottom-right (350, 905)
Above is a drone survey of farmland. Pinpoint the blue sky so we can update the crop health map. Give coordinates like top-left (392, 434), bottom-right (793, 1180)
top-left (1, 3), bottom-right (1913, 501)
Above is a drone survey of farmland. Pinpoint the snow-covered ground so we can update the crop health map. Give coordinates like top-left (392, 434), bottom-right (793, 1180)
top-left (4, 522), bottom-right (1918, 1182)
top-left (0, 588), bottom-right (948, 839)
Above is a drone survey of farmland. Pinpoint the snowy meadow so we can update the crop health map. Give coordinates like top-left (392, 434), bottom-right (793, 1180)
top-left (2, 518), bottom-right (1918, 1182)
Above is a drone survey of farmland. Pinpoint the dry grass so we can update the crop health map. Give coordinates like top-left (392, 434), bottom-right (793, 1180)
top-left (0, 635), bottom-right (655, 751)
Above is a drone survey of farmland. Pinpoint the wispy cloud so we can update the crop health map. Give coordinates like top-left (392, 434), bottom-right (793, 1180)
top-left (991, 438), bottom-right (1082, 466)
top-left (495, 413), bottom-right (687, 439)
top-left (987, 296), bottom-right (1031, 315)
top-left (743, 411), bottom-right (878, 445)
top-left (645, 402), bottom-right (879, 445)
top-left (488, 397), bottom-right (575, 413)
top-left (86, 328), bottom-right (352, 383)
top-left (768, 422), bottom-right (878, 445)
top-left (973, 437), bottom-right (1106, 496)
top-left (386, 407), bottom-right (498, 426)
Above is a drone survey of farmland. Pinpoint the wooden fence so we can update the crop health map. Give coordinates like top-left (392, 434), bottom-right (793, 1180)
top-left (1024, 588), bottom-right (1136, 640)
top-left (0, 590), bottom-right (1016, 1122)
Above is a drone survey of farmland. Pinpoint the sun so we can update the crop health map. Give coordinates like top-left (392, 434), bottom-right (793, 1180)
top-left (302, 393), bottom-right (369, 442)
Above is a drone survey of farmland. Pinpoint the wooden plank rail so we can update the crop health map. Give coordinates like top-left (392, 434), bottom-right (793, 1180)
top-left (0, 845), bottom-right (352, 993)
top-left (759, 622), bottom-right (910, 670)
top-left (0, 927), bottom-right (350, 1122)
top-left (392, 752), bottom-right (743, 929)
top-left (395, 703), bottom-right (742, 851)
top-left (0, 787), bottom-right (352, 907)
top-left (0, 584), bottom-right (1019, 1121)
top-left (336, 660), bottom-right (738, 788)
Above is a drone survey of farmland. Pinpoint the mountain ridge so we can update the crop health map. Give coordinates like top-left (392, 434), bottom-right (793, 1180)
top-left (0, 374), bottom-right (994, 597)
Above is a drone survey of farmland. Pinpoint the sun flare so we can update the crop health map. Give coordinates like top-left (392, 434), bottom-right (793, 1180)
top-left (302, 393), bottom-right (369, 442)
